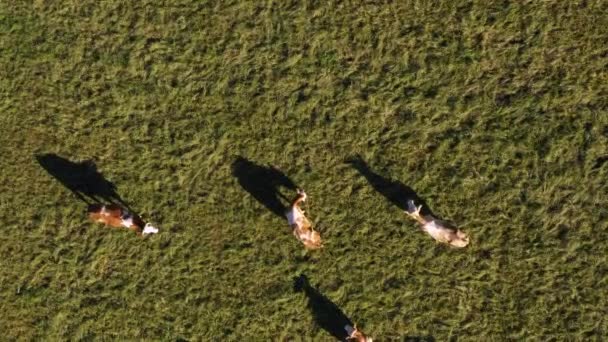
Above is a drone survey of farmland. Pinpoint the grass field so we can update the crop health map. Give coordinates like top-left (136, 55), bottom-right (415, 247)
top-left (1, 0), bottom-right (608, 340)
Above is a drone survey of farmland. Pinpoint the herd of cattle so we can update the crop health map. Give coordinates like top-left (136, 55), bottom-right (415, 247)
top-left (86, 189), bottom-right (467, 342)
top-left (38, 153), bottom-right (469, 341)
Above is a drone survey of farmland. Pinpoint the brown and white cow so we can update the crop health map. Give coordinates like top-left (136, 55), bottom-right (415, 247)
top-left (405, 200), bottom-right (468, 247)
top-left (88, 204), bottom-right (159, 236)
top-left (286, 189), bottom-right (322, 249)
top-left (345, 324), bottom-right (373, 342)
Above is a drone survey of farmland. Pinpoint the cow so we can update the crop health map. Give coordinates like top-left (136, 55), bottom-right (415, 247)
top-left (88, 204), bottom-right (159, 236)
top-left (345, 324), bottom-right (373, 342)
top-left (406, 200), bottom-right (469, 247)
top-left (286, 189), bottom-right (322, 249)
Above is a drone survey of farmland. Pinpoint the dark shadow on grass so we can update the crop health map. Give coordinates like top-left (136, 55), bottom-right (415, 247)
top-left (295, 274), bottom-right (433, 341)
top-left (231, 156), bottom-right (297, 217)
top-left (346, 155), bottom-right (435, 217)
top-left (36, 153), bottom-right (131, 209)
top-left (294, 274), bottom-right (353, 341)
top-left (592, 155), bottom-right (608, 170)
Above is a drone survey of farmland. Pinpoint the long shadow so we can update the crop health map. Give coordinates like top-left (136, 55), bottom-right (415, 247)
top-left (294, 276), bottom-right (435, 341)
top-left (294, 274), bottom-right (354, 341)
top-left (346, 155), bottom-right (435, 217)
top-left (36, 153), bottom-right (130, 209)
top-left (231, 156), bottom-right (297, 217)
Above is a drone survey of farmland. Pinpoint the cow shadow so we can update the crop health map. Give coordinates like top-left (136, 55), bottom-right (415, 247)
top-left (294, 274), bottom-right (356, 341)
top-left (231, 156), bottom-right (297, 217)
top-left (36, 153), bottom-right (131, 210)
top-left (346, 155), bottom-right (435, 217)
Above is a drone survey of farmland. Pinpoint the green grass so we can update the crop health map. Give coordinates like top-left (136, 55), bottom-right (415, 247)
top-left (1, 0), bottom-right (608, 340)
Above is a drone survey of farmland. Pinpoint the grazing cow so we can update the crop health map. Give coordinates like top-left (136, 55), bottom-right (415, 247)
top-left (286, 189), bottom-right (322, 249)
top-left (345, 324), bottom-right (373, 342)
top-left (406, 200), bottom-right (469, 247)
top-left (88, 204), bottom-right (159, 236)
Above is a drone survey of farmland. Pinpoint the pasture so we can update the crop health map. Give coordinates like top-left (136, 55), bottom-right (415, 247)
top-left (1, 1), bottom-right (607, 340)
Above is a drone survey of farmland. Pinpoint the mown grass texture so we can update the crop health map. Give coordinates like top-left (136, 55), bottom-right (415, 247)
top-left (1, 0), bottom-right (607, 340)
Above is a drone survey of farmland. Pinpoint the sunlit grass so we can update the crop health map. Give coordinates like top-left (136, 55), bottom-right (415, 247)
top-left (1, 0), bottom-right (607, 340)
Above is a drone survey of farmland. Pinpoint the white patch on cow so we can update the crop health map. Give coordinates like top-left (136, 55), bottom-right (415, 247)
top-left (121, 215), bottom-right (134, 228)
top-left (286, 206), bottom-right (303, 227)
top-left (344, 324), bottom-right (355, 336)
top-left (422, 220), bottom-right (443, 236)
top-left (142, 223), bottom-right (159, 235)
